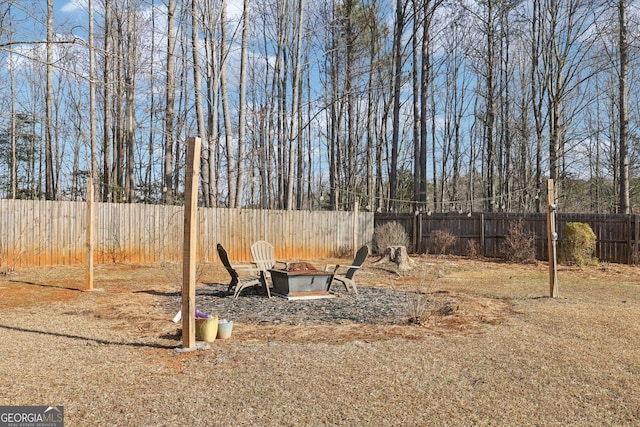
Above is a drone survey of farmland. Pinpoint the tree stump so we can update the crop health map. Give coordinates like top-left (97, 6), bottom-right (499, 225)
top-left (374, 245), bottom-right (416, 271)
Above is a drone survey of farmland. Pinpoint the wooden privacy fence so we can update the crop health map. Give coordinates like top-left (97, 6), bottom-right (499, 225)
top-left (0, 199), bottom-right (374, 267)
top-left (375, 212), bottom-right (640, 264)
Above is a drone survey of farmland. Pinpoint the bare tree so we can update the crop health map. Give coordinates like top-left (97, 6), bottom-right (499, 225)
top-left (530, 0), bottom-right (546, 213)
top-left (286, 0), bottom-right (305, 210)
top-left (542, 0), bottom-right (602, 206)
top-left (124, 0), bottom-right (137, 202)
top-left (220, 0), bottom-right (236, 207)
top-left (45, 0), bottom-right (56, 199)
top-left (390, 0), bottom-right (405, 212)
top-left (102, 0), bottom-right (113, 202)
top-left (234, 0), bottom-right (250, 207)
top-left (190, 0), bottom-right (209, 205)
top-left (164, 0), bottom-right (177, 204)
top-left (618, 0), bottom-right (629, 213)
top-left (89, 0), bottom-right (98, 195)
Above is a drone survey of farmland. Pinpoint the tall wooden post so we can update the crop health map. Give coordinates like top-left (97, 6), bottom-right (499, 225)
top-left (547, 179), bottom-right (559, 298)
top-left (86, 178), bottom-right (94, 291)
top-left (182, 137), bottom-right (201, 349)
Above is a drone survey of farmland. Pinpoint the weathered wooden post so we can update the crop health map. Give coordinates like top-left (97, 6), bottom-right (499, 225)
top-left (182, 137), bottom-right (201, 349)
top-left (353, 200), bottom-right (359, 258)
top-left (86, 178), bottom-right (94, 291)
top-left (547, 179), bottom-right (559, 298)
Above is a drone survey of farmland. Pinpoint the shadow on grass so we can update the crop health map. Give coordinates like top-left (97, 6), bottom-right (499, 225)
top-left (134, 289), bottom-right (180, 297)
top-left (7, 279), bottom-right (85, 292)
top-left (0, 324), bottom-right (177, 350)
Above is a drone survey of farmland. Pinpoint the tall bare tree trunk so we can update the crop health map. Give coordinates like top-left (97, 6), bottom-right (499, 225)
top-left (286, 0), bottom-right (305, 210)
top-left (531, 0), bottom-right (544, 213)
top-left (125, 0), bottom-right (136, 202)
top-left (89, 0), bottom-right (98, 196)
top-left (422, 2), bottom-right (433, 211)
top-left (390, 0), bottom-right (404, 212)
top-left (344, 0), bottom-right (355, 208)
top-left (144, 0), bottom-right (156, 202)
top-left (164, 0), bottom-right (176, 204)
top-left (420, 0), bottom-right (440, 210)
top-left (499, 7), bottom-right (511, 211)
top-left (328, 4), bottom-right (339, 210)
top-left (115, 10), bottom-right (125, 201)
top-left (203, 0), bottom-right (219, 208)
top-left (618, 0), bottom-right (629, 214)
top-left (412, 0), bottom-right (421, 209)
top-left (102, 0), bottom-right (112, 202)
top-left (9, 26), bottom-right (16, 199)
top-left (220, 0), bottom-right (236, 207)
top-left (274, 0), bottom-right (288, 209)
top-left (236, 0), bottom-right (250, 207)
top-left (365, 1), bottom-right (378, 211)
top-left (191, 0), bottom-right (209, 204)
top-left (45, 0), bottom-right (55, 200)
top-left (484, 0), bottom-right (496, 212)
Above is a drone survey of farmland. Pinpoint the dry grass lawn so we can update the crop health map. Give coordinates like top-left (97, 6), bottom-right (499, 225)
top-left (1, 255), bottom-right (640, 426)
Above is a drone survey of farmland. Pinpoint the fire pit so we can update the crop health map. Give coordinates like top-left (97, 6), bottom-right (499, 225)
top-left (269, 263), bottom-right (335, 300)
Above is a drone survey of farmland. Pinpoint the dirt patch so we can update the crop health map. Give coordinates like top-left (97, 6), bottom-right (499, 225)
top-left (0, 259), bottom-right (514, 345)
top-left (0, 274), bottom-right (81, 309)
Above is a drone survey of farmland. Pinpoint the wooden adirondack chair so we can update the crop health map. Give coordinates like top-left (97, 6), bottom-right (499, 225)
top-left (324, 245), bottom-right (369, 294)
top-left (250, 240), bottom-right (277, 273)
top-left (217, 243), bottom-right (267, 298)
top-left (250, 240), bottom-right (287, 275)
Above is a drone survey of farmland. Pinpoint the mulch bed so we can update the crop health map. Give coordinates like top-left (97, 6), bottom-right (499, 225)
top-left (164, 283), bottom-right (418, 326)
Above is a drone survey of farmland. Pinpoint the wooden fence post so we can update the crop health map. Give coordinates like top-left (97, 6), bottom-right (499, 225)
top-left (182, 137), bottom-right (201, 349)
top-left (627, 214), bottom-right (633, 265)
top-left (635, 214), bottom-right (639, 264)
top-left (480, 213), bottom-right (485, 257)
top-left (353, 200), bottom-right (359, 257)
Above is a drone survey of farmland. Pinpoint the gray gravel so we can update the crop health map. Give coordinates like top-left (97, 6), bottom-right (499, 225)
top-left (164, 282), bottom-right (413, 326)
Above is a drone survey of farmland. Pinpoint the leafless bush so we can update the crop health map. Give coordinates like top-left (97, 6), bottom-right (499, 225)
top-left (504, 219), bottom-right (536, 263)
top-left (429, 229), bottom-right (457, 256)
top-left (632, 246), bottom-right (640, 265)
top-left (102, 233), bottom-right (129, 263)
top-left (160, 244), bottom-right (213, 293)
top-left (0, 226), bottom-right (28, 274)
top-left (160, 261), bottom-right (211, 291)
top-left (332, 245), bottom-right (352, 258)
top-left (373, 222), bottom-right (411, 254)
top-left (406, 267), bottom-right (442, 325)
top-left (465, 240), bottom-right (482, 259)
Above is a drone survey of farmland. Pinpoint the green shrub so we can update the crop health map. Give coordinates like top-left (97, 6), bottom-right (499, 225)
top-left (560, 222), bottom-right (597, 266)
